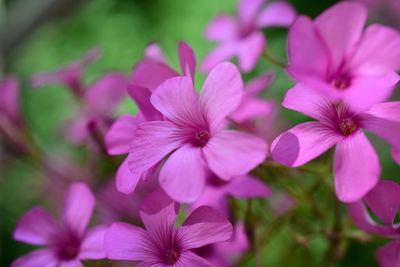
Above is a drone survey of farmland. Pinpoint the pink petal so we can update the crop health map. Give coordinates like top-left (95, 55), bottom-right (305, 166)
top-left (391, 148), bottom-right (400, 164)
top-left (362, 102), bottom-right (400, 149)
top-left (256, 2), bottom-right (296, 28)
top-left (200, 43), bottom-right (238, 73)
top-left (11, 249), bottom-right (58, 267)
top-left (139, 190), bottom-right (179, 243)
top-left (159, 144), bottom-right (206, 203)
top-left (127, 121), bottom-right (186, 191)
top-left (342, 72), bottom-right (399, 112)
top-left (348, 201), bottom-right (399, 237)
top-left (0, 76), bottom-right (20, 124)
top-left (105, 222), bottom-right (155, 261)
top-left (199, 62), bottom-right (243, 130)
top-left (230, 98), bottom-right (274, 123)
top-left (79, 225), bottom-right (108, 259)
top-left (144, 43), bottom-right (167, 63)
top-left (204, 15), bottom-right (238, 41)
top-left (350, 24), bottom-right (400, 75)
top-left (215, 222), bottom-right (249, 255)
top-left (105, 115), bottom-right (141, 155)
top-left (314, 2), bottom-right (367, 71)
top-left (237, 31), bottom-right (265, 72)
top-left (364, 180), bottom-right (400, 225)
top-left (238, 0), bottom-right (266, 29)
top-left (175, 251), bottom-right (210, 266)
top-left (204, 130), bottom-right (267, 180)
top-left (244, 73), bottom-right (274, 95)
top-left (189, 185), bottom-right (228, 217)
top-left (226, 175), bottom-right (272, 198)
top-left (13, 207), bottom-right (59, 246)
top-left (287, 16), bottom-right (330, 82)
top-left (178, 41), bottom-right (196, 81)
top-left (282, 84), bottom-right (332, 121)
top-left (179, 206), bottom-right (233, 249)
top-left (132, 59), bottom-right (179, 92)
top-left (377, 240), bottom-right (400, 267)
top-left (84, 73), bottom-right (128, 115)
top-left (62, 183), bottom-right (95, 235)
top-left (150, 77), bottom-right (205, 127)
top-left (333, 131), bottom-right (380, 203)
top-left (116, 158), bottom-right (141, 194)
top-left (271, 122), bottom-right (340, 167)
top-left (127, 85), bottom-right (162, 121)
top-left (58, 261), bottom-right (84, 267)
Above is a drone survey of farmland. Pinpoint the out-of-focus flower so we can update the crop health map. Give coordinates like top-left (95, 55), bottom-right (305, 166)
top-left (352, 0), bottom-right (400, 27)
top-left (31, 47), bottom-right (101, 96)
top-left (12, 183), bottom-right (107, 267)
top-left (271, 84), bottom-right (400, 202)
top-left (191, 174), bottom-right (272, 217)
top-left (287, 2), bottom-right (400, 112)
top-left (269, 191), bottom-right (296, 216)
top-left (125, 63), bottom-right (268, 203)
top-left (105, 190), bottom-right (233, 266)
top-left (202, 0), bottom-right (296, 72)
top-left (391, 149), bottom-right (400, 165)
top-left (348, 180), bottom-right (400, 267)
top-left (0, 76), bottom-right (21, 127)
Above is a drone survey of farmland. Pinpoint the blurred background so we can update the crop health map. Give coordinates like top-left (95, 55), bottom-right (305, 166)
top-left (0, 0), bottom-right (399, 266)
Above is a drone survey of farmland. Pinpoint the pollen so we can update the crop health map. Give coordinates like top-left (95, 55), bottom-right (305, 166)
top-left (165, 248), bottom-right (180, 264)
top-left (340, 118), bottom-right (358, 135)
top-left (193, 131), bottom-right (210, 147)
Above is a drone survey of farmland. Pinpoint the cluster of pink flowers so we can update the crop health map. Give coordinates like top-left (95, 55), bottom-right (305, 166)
top-left (1, 0), bottom-right (399, 266)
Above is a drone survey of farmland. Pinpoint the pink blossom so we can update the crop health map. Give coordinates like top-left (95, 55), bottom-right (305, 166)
top-left (12, 183), bottom-right (107, 267)
top-left (125, 62), bottom-right (268, 203)
top-left (0, 76), bottom-right (21, 127)
top-left (348, 180), bottom-right (400, 267)
top-left (271, 84), bottom-right (400, 202)
top-left (31, 47), bottom-right (101, 96)
top-left (287, 2), bottom-right (400, 112)
top-left (202, 0), bottom-right (296, 72)
top-left (105, 190), bottom-right (233, 266)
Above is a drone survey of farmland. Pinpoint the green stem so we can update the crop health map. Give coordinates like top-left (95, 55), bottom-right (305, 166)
top-left (262, 50), bottom-right (287, 68)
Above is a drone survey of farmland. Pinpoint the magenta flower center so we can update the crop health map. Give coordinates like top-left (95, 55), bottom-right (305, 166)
top-left (57, 243), bottom-right (80, 260)
top-left (330, 71), bottom-right (352, 90)
top-left (164, 248), bottom-right (181, 264)
top-left (192, 131), bottom-right (210, 147)
top-left (339, 117), bottom-right (358, 135)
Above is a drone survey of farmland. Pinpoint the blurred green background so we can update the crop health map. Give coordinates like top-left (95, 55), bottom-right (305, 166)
top-left (1, 0), bottom-right (399, 266)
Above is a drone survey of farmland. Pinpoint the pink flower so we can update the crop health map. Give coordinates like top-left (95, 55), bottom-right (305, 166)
top-left (125, 62), bottom-right (268, 203)
top-left (105, 190), bottom-right (233, 266)
top-left (348, 180), bottom-right (400, 267)
top-left (391, 148), bottom-right (400, 165)
top-left (287, 2), bottom-right (400, 112)
top-left (202, 0), bottom-right (296, 72)
top-left (31, 47), bottom-right (101, 96)
top-left (190, 174), bottom-right (272, 217)
top-left (12, 183), bottom-right (107, 267)
top-left (271, 84), bottom-right (400, 202)
top-left (0, 76), bottom-right (21, 127)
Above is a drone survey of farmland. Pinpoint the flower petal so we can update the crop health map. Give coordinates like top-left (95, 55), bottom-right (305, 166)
top-left (342, 72), bottom-right (399, 112)
top-left (237, 31), bottom-right (265, 72)
top-left (200, 43), bottom-right (238, 73)
top-left (334, 131), bottom-right (380, 203)
top-left (105, 222), bottom-right (155, 261)
top-left (116, 158), bottom-right (141, 194)
top-left (200, 62), bottom-right (243, 130)
top-left (230, 98), bottom-right (274, 123)
top-left (58, 261), bottom-right (84, 267)
top-left (62, 183), bottom-right (95, 235)
top-left (13, 207), bottom-right (59, 246)
top-left (271, 122), bottom-right (340, 167)
top-left (226, 175), bottom-right (272, 198)
top-left (79, 225), bottom-right (108, 259)
top-left (105, 114), bottom-right (141, 155)
top-left (204, 130), bottom-right (267, 180)
top-left (314, 2), bottom-right (367, 71)
top-left (151, 77), bottom-right (205, 127)
top-left (176, 251), bottom-right (210, 266)
top-left (377, 240), bottom-right (400, 267)
top-left (0, 76), bottom-right (20, 124)
top-left (364, 180), bottom-right (400, 225)
top-left (178, 41), bottom-right (196, 82)
top-left (159, 144), bottom-right (206, 203)
top-left (238, 0), bottom-right (265, 29)
top-left (11, 249), bottom-right (58, 267)
top-left (204, 15), bottom-right (238, 41)
top-left (256, 2), bottom-right (296, 28)
top-left (84, 73), bottom-right (128, 115)
top-left (179, 206), bottom-right (233, 249)
top-left (391, 148), bottom-right (400, 165)
top-left (127, 121), bottom-right (186, 191)
top-left (244, 73), bottom-right (274, 96)
top-left (362, 102), bottom-right (400, 149)
top-left (350, 24), bottom-right (400, 75)
top-left (144, 43), bottom-right (167, 63)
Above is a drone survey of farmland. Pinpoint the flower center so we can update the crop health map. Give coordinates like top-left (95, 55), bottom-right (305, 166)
top-left (165, 248), bottom-right (180, 264)
top-left (192, 131), bottom-right (210, 147)
top-left (331, 73), bottom-right (352, 90)
top-left (57, 244), bottom-right (80, 260)
top-left (340, 117), bottom-right (358, 135)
